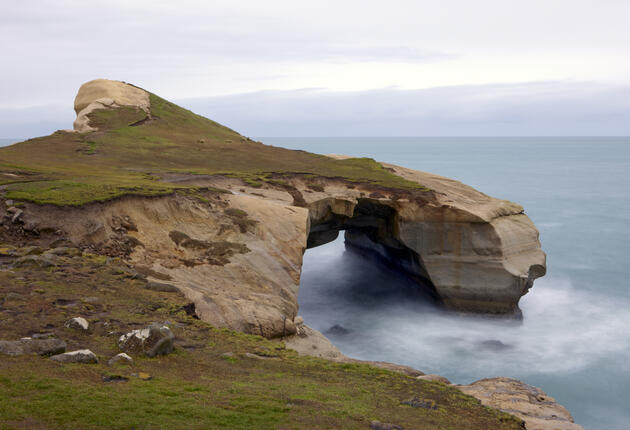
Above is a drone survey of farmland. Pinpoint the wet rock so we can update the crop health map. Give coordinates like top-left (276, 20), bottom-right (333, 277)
top-left (50, 349), bottom-right (98, 364)
top-left (370, 422), bottom-right (403, 430)
top-left (144, 281), bottom-right (179, 293)
top-left (118, 324), bottom-right (174, 357)
top-left (401, 397), bottom-right (438, 410)
top-left (417, 374), bottom-right (452, 384)
top-left (0, 337), bottom-right (66, 356)
top-left (108, 353), bottom-right (133, 366)
top-left (64, 317), bottom-right (89, 331)
top-left (479, 339), bottom-right (512, 351)
top-left (326, 324), bottom-right (350, 336)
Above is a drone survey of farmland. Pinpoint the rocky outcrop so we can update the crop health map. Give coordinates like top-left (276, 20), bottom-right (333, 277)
top-left (73, 79), bottom-right (150, 132)
top-left (458, 378), bottom-right (584, 430)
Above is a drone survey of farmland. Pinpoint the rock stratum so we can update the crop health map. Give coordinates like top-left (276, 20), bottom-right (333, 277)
top-left (0, 79), bottom-right (573, 429)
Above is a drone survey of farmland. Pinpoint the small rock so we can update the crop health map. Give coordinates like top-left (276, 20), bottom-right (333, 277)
top-left (479, 340), bottom-right (512, 351)
top-left (370, 422), bottom-right (404, 430)
top-left (144, 281), bottom-right (179, 293)
top-left (108, 353), bottom-right (134, 366)
top-left (417, 374), bottom-right (452, 384)
top-left (64, 317), bottom-right (89, 331)
top-left (326, 324), bottom-right (349, 335)
top-left (221, 352), bottom-right (235, 359)
top-left (0, 337), bottom-right (66, 356)
top-left (118, 324), bottom-right (174, 357)
top-left (50, 349), bottom-right (98, 364)
top-left (401, 397), bottom-right (438, 410)
top-left (11, 209), bottom-right (23, 223)
top-left (5, 200), bottom-right (13, 206)
top-left (102, 375), bottom-right (129, 383)
top-left (137, 372), bottom-right (152, 380)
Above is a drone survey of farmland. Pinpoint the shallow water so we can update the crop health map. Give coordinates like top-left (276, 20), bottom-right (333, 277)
top-left (261, 136), bottom-right (630, 430)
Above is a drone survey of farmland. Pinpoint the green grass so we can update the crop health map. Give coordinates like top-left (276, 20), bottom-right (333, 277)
top-left (0, 250), bottom-right (523, 429)
top-left (0, 90), bottom-right (428, 206)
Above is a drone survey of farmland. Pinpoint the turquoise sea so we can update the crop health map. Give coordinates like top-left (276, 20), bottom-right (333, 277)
top-left (2, 136), bottom-right (628, 429)
top-left (262, 137), bottom-right (630, 430)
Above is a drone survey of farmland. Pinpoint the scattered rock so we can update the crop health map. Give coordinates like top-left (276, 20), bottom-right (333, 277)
top-left (8, 207), bottom-right (23, 223)
top-left (102, 375), bottom-right (129, 383)
top-left (50, 349), bottom-right (98, 364)
top-left (108, 353), bottom-right (134, 366)
top-left (221, 352), bottom-right (235, 359)
top-left (326, 324), bottom-right (350, 336)
top-left (401, 397), bottom-right (438, 410)
top-left (417, 374), bottom-right (452, 384)
top-left (118, 324), bottom-right (174, 357)
top-left (5, 199), bottom-right (13, 206)
top-left (144, 281), bottom-right (179, 293)
top-left (64, 317), bottom-right (89, 331)
top-left (370, 422), bottom-right (403, 430)
top-left (0, 337), bottom-right (66, 356)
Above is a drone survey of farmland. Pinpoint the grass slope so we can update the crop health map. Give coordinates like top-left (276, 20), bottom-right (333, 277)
top-left (0, 249), bottom-right (523, 429)
top-left (0, 92), bottom-right (426, 206)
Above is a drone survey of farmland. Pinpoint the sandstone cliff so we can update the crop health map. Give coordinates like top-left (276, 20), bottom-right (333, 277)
top-left (0, 79), bottom-right (566, 429)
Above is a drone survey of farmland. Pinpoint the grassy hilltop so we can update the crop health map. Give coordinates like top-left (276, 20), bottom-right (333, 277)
top-left (0, 91), bottom-right (425, 206)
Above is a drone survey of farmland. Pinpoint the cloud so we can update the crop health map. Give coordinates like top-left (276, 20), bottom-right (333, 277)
top-left (174, 81), bottom-right (630, 136)
top-left (3, 80), bottom-right (629, 138)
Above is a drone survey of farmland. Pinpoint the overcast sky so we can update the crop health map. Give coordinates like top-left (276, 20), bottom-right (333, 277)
top-left (1, 0), bottom-right (629, 137)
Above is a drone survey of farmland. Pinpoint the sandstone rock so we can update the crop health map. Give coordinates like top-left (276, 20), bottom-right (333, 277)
top-left (73, 79), bottom-right (150, 132)
top-left (50, 349), bottom-right (98, 364)
top-left (458, 377), bottom-right (584, 430)
top-left (417, 374), bottom-right (451, 384)
top-left (108, 353), bottom-right (133, 366)
top-left (64, 317), bottom-right (89, 331)
top-left (0, 337), bottom-right (66, 356)
top-left (144, 281), bottom-right (179, 293)
top-left (118, 324), bottom-right (174, 357)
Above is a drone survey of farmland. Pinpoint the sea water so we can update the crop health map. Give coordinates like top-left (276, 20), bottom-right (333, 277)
top-left (262, 137), bottom-right (630, 430)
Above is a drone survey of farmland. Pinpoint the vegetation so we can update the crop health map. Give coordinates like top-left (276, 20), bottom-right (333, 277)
top-left (0, 249), bottom-right (523, 429)
top-left (0, 92), bottom-right (427, 206)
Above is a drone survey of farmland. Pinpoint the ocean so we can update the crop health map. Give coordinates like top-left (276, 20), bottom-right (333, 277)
top-left (262, 136), bottom-right (630, 430)
top-left (2, 136), bottom-right (628, 429)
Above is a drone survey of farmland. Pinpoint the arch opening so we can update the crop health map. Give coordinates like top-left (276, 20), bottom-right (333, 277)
top-left (306, 198), bottom-right (440, 304)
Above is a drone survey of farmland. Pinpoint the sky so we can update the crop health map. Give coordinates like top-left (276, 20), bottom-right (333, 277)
top-left (1, 0), bottom-right (629, 137)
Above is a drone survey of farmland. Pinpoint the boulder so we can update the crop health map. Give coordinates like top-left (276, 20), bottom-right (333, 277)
top-left (64, 317), bottom-right (89, 331)
top-left (458, 377), bottom-right (585, 430)
top-left (0, 337), bottom-right (66, 356)
top-left (118, 324), bottom-right (174, 357)
top-left (50, 349), bottom-right (98, 364)
top-left (108, 353), bottom-right (133, 366)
